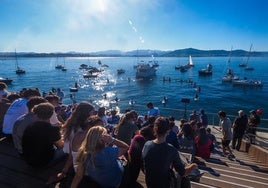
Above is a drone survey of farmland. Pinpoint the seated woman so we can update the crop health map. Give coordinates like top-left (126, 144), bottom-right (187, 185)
top-left (195, 127), bottom-right (212, 159)
top-left (71, 126), bottom-right (129, 188)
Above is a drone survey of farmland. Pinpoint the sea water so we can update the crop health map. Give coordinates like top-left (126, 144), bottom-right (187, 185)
top-left (1, 56), bottom-right (268, 127)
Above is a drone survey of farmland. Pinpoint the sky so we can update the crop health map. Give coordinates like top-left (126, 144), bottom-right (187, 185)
top-left (0, 0), bottom-right (268, 53)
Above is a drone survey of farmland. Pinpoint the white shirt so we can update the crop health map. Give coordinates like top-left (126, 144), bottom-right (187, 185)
top-left (2, 98), bottom-right (28, 134)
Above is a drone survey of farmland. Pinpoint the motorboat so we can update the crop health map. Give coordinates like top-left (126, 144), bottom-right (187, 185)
top-left (232, 79), bottom-right (263, 87)
top-left (135, 63), bottom-right (157, 78)
top-left (198, 64), bottom-right (212, 76)
top-left (0, 77), bottom-right (13, 85)
top-left (117, 69), bottom-right (125, 74)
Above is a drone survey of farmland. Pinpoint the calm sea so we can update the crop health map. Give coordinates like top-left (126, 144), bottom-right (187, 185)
top-left (1, 56), bottom-right (268, 127)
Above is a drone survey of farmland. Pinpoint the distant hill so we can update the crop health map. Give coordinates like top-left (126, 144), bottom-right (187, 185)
top-left (0, 48), bottom-right (268, 58)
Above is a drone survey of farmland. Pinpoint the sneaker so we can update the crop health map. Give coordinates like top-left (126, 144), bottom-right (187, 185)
top-left (228, 154), bottom-right (235, 159)
top-left (188, 170), bottom-right (204, 182)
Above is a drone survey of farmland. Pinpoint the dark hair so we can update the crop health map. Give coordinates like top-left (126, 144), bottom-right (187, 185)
top-left (84, 115), bottom-right (103, 130)
top-left (7, 93), bottom-right (20, 102)
top-left (147, 102), bottom-right (153, 108)
top-left (26, 96), bottom-right (47, 111)
top-left (198, 127), bottom-right (209, 145)
top-left (154, 117), bottom-right (169, 136)
top-left (23, 88), bottom-right (41, 98)
top-left (32, 102), bottom-right (54, 120)
top-left (218, 110), bottom-right (226, 118)
top-left (45, 95), bottom-right (60, 103)
top-left (0, 82), bottom-right (7, 90)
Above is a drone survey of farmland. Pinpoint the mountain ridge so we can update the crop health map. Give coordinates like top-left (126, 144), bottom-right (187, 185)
top-left (0, 48), bottom-right (268, 57)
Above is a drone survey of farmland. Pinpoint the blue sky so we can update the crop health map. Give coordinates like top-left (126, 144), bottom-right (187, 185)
top-left (0, 0), bottom-right (267, 52)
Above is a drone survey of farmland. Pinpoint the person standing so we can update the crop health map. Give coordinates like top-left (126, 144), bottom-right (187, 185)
top-left (218, 110), bottom-right (234, 158)
top-left (142, 117), bottom-right (197, 188)
top-left (146, 102), bottom-right (159, 118)
top-left (232, 110), bottom-right (248, 151)
top-left (200, 109), bottom-right (208, 128)
top-left (247, 110), bottom-right (260, 144)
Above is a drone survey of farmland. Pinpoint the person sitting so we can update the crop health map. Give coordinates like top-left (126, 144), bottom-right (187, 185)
top-left (12, 96), bottom-right (47, 154)
top-left (71, 126), bottom-right (129, 188)
top-left (22, 102), bottom-right (64, 167)
top-left (55, 88), bottom-right (65, 103)
top-left (0, 82), bottom-right (9, 101)
top-left (107, 109), bottom-right (120, 125)
top-left (189, 110), bottom-right (199, 123)
top-left (206, 128), bottom-right (217, 153)
top-left (142, 117), bottom-right (197, 188)
top-left (195, 127), bottom-right (212, 159)
top-left (115, 111), bottom-right (139, 145)
top-left (2, 88), bottom-right (41, 135)
top-left (166, 121), bottom-right (179, 149)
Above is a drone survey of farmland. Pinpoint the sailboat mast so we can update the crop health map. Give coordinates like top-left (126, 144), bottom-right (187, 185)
top-left (246, 44), bottom-right (253, 65)
top-left (15, 49), bottom-right (18, 69)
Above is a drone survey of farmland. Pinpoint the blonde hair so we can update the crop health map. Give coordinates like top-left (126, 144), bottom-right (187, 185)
top-left (76, 126), bottom-right (106, 168)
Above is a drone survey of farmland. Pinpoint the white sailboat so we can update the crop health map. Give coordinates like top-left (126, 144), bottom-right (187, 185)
top-left (222, 47), bottom-right (239, 82)
top-left (244, 44), bottom-right (254, 71)
top-left (61, 58), bottom-right (67, 71)
top-left (15, 49), bottom-right (26, 74)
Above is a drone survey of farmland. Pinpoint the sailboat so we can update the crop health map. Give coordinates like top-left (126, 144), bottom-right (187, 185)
top-left (175, 55), bottom-right (194, 71)
top-left (55, 57), bottom-right (64, 69)
top-left (239, 44), bottom-right (254, 70)
top-left (244, 44), bottom-right (254, 71)
top-left (15, 50), bottom-right (26, 74)
top-left (61, 58), bottom-right (67, 71)
top-left (222, 47), bottom-right (239, 82)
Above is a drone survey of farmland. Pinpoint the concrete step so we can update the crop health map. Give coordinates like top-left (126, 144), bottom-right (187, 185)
top-left (199, 176), bottom-right (255, 188)
top-left (203, 171), bottom-right (268, 188)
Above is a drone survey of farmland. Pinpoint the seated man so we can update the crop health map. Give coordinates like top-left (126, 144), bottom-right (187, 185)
top-left (22, 102), bottom-right (64, 167)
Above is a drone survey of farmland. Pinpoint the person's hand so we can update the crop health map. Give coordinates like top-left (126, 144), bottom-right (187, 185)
top-left (101, 134), bottom-right (114, 145)
top-left (185, 163), bottom-right (198, 176)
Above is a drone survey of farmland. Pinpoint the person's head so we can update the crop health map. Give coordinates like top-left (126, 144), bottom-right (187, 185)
top-left (62, 102), bottom-right (95, 140)
top-left (110, 109), bottom-right (117, 116)
top-left (206, 127), bottom-right (211, 134)
top-left (218, 110), bottom-right (226, 119)
top-left (200, 109), bottom-right (205, 115)
top-left (0, 82), bottom-right (7, 90)
top-left (182, 123), bottom-right (193, 137)
top-left (250, 110), bottom-right (256, 115)
top-left (192, 110), bottom-right (197, 114)
top-left (84, 115), bottom-right (103, 131)
top-left (238, 110), bottom-right (244, 117)
top-left (148, 115), bottom-right (156, 125)
top-left (140, 126), bottom-right (154, 141)
top-left (7, 93), bottom-right (20, 103)
top-left (153, 117), bottom-right (170, 137)
top-left (97, 107), bottom-right (106, 116)
top-left (22, 88), bottom-right (41, 99)
top-left (198, 127), bottom-right (209, 144)
top-left (45, 95), bottom-right (60, 107)
top-left (169, 116), bottom-right (175, 122)
top-left (32, 102), bottom-right (54, 121)
top-left (78, 126), bottom-right (107, 166)
top-left (147, 102), bottom-right (153, 109)
top-left (26, 96), bottom-right (47, 111)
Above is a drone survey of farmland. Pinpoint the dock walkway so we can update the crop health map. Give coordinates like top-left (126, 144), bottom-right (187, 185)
top-left (0, 125), bottom-right (267, 188)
